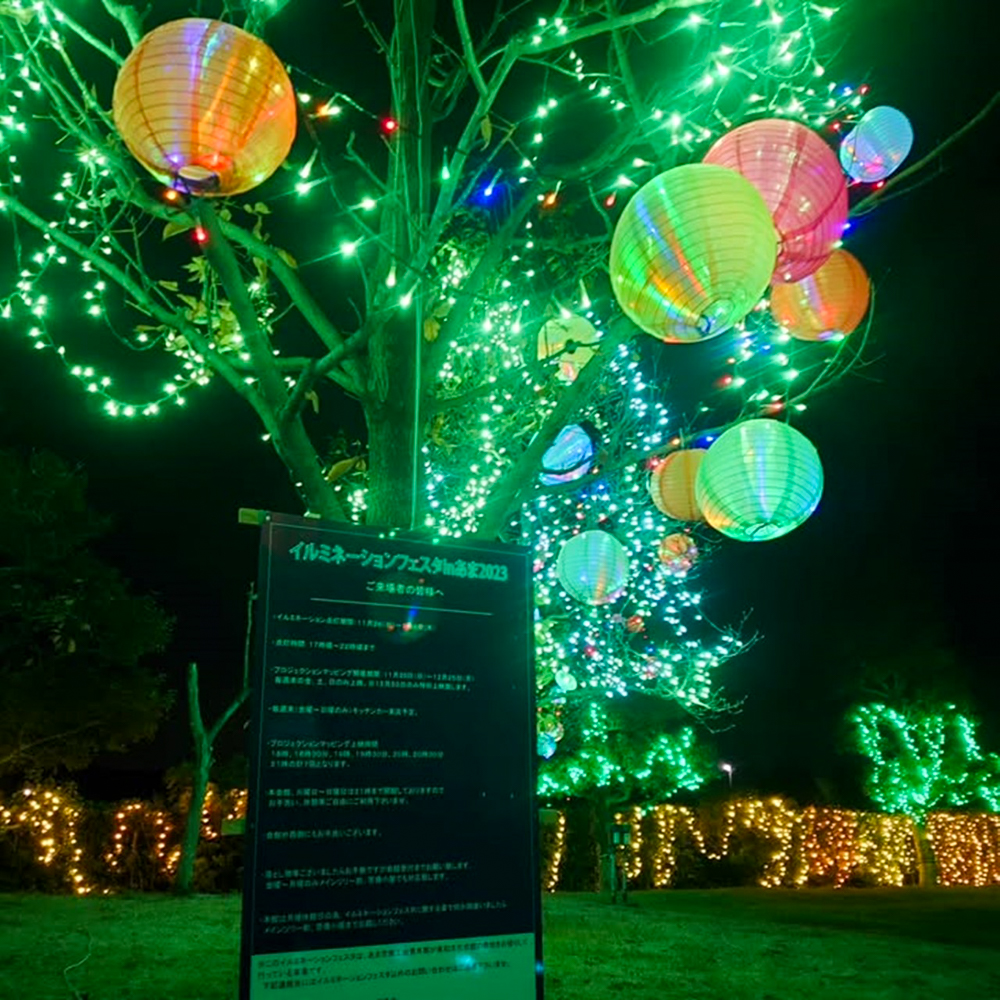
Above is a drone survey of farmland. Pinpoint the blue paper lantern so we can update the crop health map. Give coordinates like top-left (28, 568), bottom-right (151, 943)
top-left (694, 419), bottom-right (823, 542)
top-left (539, 425), bottom-right (595, 486)
top-left (556, 530), bottom-right (630, 605)
top-left (839, 106), bottom-right (913, 183)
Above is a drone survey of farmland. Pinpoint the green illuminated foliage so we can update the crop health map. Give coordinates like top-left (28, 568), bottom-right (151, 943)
top-left (849, 702), bottom-right (1000, 821)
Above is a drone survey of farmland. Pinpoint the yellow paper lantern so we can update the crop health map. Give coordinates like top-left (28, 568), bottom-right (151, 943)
top-left (770, 249), bottom-right (871, 342)
top-left (610, 164), bottom-right (777, 342)
top-left (648, 450), bottom-right (707, 521)
top-left (113, 19), bottom-right (296, 196)
top-left (537, 315), bottom-right (599, 382)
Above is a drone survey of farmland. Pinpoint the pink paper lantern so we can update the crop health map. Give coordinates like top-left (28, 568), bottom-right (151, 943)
top-left (704, 119), bottom-right (848, 284)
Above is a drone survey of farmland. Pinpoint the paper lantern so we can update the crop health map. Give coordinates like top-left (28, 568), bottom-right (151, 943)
top-left (695, 419), bottom-right (823, 542)
top-left (659, 533), bottom-right (699, 574)
top-left (556, 530), bottom-right (629, 605)
top-left (840, 106), bottom-right (913, 183)
top-left (610, 164), bottom-right (777, 342)
top-left (539, 425), bottom-right (595, 486)
top-left (770, 249), bottom-right (870, 342)
top-left (704, 119), bottom-right (848, 283)
top-left (649, 449), bottom-right (707, 521)
top-left (537, 315), bottom-right (599, 382)
top-left (113, 19), bottom-right (296, 196)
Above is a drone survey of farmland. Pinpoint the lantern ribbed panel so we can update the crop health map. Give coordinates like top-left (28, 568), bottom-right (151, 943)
top-left (113, 19), bottom-right (296, 196)
top-left (610, 164), bottom-right (777, 343)
top-left (539, 425), bottom-right (595, 486)
top-left (695, 419), bottom-right (823, 542)
top-left (840, 106), bottom-right (913, 183)
top-left (649, 449), bottom-right (706, 521)
top-left (770, 249), bottom-right (870, 342)
top-left (556, 530), bottom-right (629, 605)
top-left (704, 119), bottom-right (848, 284)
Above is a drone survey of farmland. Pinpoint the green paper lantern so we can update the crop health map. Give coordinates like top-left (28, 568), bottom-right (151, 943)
top-left (610, 164), bottom-right (777, 342)
top-left (694, 419), bottom-right (823, 542)
top-left (556, 530), bottom-right (629, 605)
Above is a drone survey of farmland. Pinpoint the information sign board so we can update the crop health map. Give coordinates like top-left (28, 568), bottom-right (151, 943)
top-left (240, 514), bottom-right (541, 999)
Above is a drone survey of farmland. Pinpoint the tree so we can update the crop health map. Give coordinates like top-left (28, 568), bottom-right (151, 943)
top-left (0, 449), bottom-right (172, 776)
top-left (848, 701), bottom-right (1000, 886)
top-left (0, 1), bottom-right (988, 796)
top-left (843, 646), bottom-right (1000, 885)
top-left (173, 586), bottom-right (254, 895)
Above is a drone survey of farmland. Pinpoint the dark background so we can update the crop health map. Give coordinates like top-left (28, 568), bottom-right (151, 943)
top-left (0, 0), bottom-right (997, 802)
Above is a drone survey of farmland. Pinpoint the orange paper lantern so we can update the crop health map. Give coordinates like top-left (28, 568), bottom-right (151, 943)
top-left (113, 19), bottom-right (296, 196)
top-left (649, 450), bottom-right (706, 521)
top-left (659, 533), bottom-right (699, 574)
top-left (770, 249), bottom-right (870, 342)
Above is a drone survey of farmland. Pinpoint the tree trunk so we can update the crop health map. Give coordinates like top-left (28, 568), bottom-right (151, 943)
top-left (363, 0), bottom-right (435, 529)
top-left (366, 311), bottom-right (421, 528)
top-left (913, 821), bottom-right (938, 887)
top-left (174, 742), bottom-right (210, 895)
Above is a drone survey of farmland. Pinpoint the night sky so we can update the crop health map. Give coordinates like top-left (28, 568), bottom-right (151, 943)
top-left (1, 0), bottom-right (997, 802)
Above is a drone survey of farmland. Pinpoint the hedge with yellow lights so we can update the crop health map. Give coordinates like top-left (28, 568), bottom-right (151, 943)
top-left (542, 797), bottom-right (1000, 892)
top-left (0, 784), bottom-right (247, 894)
top-left (3, 787), bottom-right (997, 893)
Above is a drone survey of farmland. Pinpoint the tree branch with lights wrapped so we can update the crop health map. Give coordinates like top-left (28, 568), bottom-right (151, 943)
top-left (0, 0), bottom-right (977, 864)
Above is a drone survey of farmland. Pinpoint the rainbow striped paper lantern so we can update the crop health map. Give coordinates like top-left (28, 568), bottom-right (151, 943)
top-left (770, 249), bottom-right (870, 342)
top-left (556, 530), bottom-right (629, 605)
top-left (539, 425), bottom-right (595, 486)
top-left (704, 119), bottom-right (848, 283)
top-left (113, 19), bottom-right (296, 196)
top-left (695, 420), bottom-right (823, 542)
top-left (839, 106), bottom-right (913, 183)
top-left (610, 164), bottom-right (777, 342)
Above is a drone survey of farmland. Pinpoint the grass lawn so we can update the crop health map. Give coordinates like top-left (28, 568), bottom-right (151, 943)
top-left (1, 888), bottom-right (998, 999)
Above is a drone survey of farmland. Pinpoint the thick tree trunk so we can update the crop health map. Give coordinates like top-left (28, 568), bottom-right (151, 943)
top-left (366, 310), bottom-right (421, 529)
top-left (913, 821), bottom-right (938, 887)
top-left (364, 0), bottom-right (435, 529)
top-left (175, 741), bottom-right (210, 895)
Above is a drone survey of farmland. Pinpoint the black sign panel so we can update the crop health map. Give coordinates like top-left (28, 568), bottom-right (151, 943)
top-left (240, 514), bottom-right (541, 1000)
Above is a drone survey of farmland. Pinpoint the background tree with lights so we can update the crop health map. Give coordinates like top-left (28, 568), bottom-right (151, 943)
top-left (844, 647), bottom-right (1000, 887)
top-left (0, 0), bottom-right (984, 831)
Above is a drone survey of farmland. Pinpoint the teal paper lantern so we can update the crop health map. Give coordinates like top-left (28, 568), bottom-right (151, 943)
top-left (839, 106), bottom-right (913, 183)
top-left (556, 530), bottom-right (629, 605)
top-left (694, 420), bottom-right (823, 542)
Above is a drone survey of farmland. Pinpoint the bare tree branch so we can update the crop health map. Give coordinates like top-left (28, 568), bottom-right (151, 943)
top-left (97, 0), bottom-right (144, 46)
top-left (452, 0), bottom-right (488, 97)
top-left (852, 90), bottom-right (999, 217)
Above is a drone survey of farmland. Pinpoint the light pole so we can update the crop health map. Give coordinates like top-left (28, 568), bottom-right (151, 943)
top-left (720, 761), bottom-right (735, 789)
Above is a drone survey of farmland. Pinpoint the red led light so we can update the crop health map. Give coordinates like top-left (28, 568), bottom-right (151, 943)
top-left (194, 226), bottom-right (208, 244)
top-left (381, 117), bottom-right (399, 134)
top-left (604, 193), bottom-right (617, 208)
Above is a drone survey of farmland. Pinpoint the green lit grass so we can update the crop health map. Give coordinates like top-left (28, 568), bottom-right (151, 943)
top-left (1, 888), bottom-right (998, 999)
